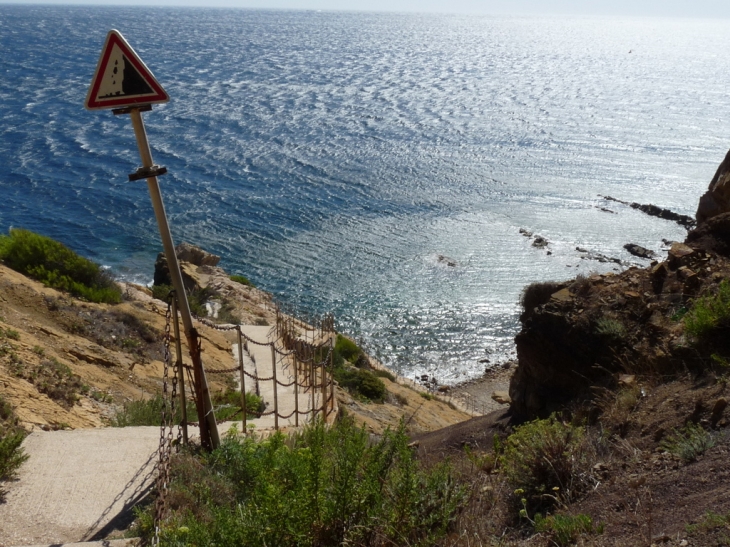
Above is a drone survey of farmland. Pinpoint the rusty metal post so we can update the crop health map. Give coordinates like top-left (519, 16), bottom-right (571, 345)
top-left (321, 358), bottom-right (326, 421)
top-left (329, 337), bottom-right (335, 415)
top-left (293, 353), bottom-right (299, 428)
top-left (271, 344), bottom-right (279, 430)
top-left (171, 297), bottom-right (188, 445)
top-left (237, 328), bottom-right (247, 434)
top-left (310, 347), bottom-right (315, 421)
top-left (128, 108), bottom-right (219, 451)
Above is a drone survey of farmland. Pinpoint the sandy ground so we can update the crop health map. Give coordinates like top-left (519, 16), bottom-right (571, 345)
top-left (0, 427), bottom-right (160, 547)
top-left (448, 362), bottom-right (515, 416)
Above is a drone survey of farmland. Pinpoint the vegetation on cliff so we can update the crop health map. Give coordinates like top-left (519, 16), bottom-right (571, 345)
top-left (0, 228), bottom-right (121, 304)
top-left (139, 418), bottom-right (464, 547)
top-left (0, 395), bottom-right (28, 500)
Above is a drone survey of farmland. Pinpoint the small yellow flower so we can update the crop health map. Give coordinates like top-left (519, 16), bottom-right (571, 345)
top-left (552, 486), bottom-right (560, 491)
top-left (514, 488), bottom-right (524, 495)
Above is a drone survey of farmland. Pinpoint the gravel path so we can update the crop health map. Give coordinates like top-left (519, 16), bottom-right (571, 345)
top-left (0, 427), bottom-right (160, 547)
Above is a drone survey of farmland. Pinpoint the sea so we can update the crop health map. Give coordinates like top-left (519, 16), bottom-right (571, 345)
top-left (1, 6), bottom-right (729, 383)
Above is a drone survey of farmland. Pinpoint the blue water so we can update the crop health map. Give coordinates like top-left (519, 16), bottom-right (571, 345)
top-left (1, 6), bottom-right (729, 382)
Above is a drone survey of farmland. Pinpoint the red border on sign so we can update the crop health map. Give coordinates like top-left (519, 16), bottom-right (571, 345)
top-left (85, 30), bottom-right (169, 110)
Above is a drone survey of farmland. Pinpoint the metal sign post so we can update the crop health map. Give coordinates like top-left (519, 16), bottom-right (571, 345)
top-left (85, 30), bottom-right (219, 450)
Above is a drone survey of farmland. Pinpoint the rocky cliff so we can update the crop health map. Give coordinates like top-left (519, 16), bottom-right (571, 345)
top-left (510, 150), bottom-right (730, 418)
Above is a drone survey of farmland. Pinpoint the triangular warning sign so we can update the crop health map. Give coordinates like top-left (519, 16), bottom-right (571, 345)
top-left (85, 30), bottom-right (169, 110)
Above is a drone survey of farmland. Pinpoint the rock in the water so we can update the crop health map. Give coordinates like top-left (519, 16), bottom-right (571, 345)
top-left (532, 236), bottom-right (548, 248)
top-left (624, 243), bottom-right (656, 259)
top-left (697, 148), bottom-right (730, 224)
top-left (437, 255), bottom-right (457, 267)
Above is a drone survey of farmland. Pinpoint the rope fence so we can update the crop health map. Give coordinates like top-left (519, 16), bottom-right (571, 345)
top-left (170, 305), bottom-right (338, 433)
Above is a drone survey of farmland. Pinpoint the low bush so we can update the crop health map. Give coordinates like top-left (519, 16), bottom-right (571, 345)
top-left (0, 395), bottom-right (28, 500)
top-left (595, 316), bottom-right (627, 342)
top-left (684, 280), bottom-right (730, 338)
top-left (0, 327), bottom-right (20, 341)
top-left (534, 513), bottom-right (604, 546)
top-left (212, 389), bottom-right (265, 421)
top-left (521, 281), bottom-right (565, 313)
top-left (9, 357), bottom-right (84, 408)
top-left (188, 286), bottom-right (216, 318)
top-left (139, 418), bottom-right (465, 547)
top-left (685, 511), bottom-right (730, 535)
top-left (151, 284), bottom-right (173, 302)
top-left (230, 274), bottom-right (254, 287)
top-left (112, 390), bottom-right (264, 427)
top-left (334, 367), bottom-right (387, 403)
top-left (111, 394), bottom-right (197, 427)
top-left (0, 229), bottom-right (121, 304)
top-left (335, 334), bottom-right (361, 362)
top-left (660, 422), bottom-right (716, 462)
top-left (502, 415), bottom-right (594, 514)
top-left (373, 368), bottom-right (396, 382)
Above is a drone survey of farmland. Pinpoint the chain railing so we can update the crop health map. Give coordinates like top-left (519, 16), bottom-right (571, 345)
top-left (151, 299), bottom-right (337, 543)
top-left (164, 304), bottom-right (337, 435)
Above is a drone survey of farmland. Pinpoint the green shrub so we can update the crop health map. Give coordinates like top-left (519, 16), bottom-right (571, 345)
top-left (502, 415), bottom-right (592, 513)
top-left (335, 335), bottom-right (361, 362)
top-left (151, 284), bottom-right (173, 302)
top-left (142, 418), bottom-right (465, 547)
top-left (212, 389), bottom-right (265, 421)
top-left (334, 368), bottom-right (386, 403)
top-left (373, 368), bottom-right (396, 382)
top-left (684, 280), bottom-right (730, 338)
top-left (111, 394), bottom-right (197, 427)
top-left (230, 274), bottom-right (254, 287)
top-left (595, 316), bottom-right (627, 342)
top-left (0, 395), bottom-right (28, 500)
top-left (0, 327), bottom-right (20, 341)
top-left (534, 513), bottom-right (604, 546)
top-left (686, 511), bottom-right (730, 535)
top-left (660, 423), bottom-right (716, 462)
top-left (0, 229), bottom-right (121, 304)
top-left (9, 357), bottom-right (84, 408)
top-left (521, 281), bottom-right (565, 312)
top-left (217, 300), bottom-right (241, 325)
top-left (188, 286), bottom-right (216, 318)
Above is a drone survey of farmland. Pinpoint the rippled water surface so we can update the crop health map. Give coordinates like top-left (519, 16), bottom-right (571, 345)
top-left (1, 7), bottom-right (729, 381)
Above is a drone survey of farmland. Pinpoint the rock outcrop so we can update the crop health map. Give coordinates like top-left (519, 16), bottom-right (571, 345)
top-left (153, 242), bottom-right (221, 289)
top-left (696, 149), bottom-right (730, 224)
top-left (509, 219), bottom-right (730, 418)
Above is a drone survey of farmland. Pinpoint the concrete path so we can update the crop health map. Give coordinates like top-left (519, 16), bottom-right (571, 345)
top-left (0, 427), bottom-right (159, 547)
top-left (0, 325), bottom-right (333, 546)
top-left (224, 325), bottom-right (323, 432)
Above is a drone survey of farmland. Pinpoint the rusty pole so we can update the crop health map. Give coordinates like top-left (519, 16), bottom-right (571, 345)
top-left (129, 108), bottom-right (219, 451)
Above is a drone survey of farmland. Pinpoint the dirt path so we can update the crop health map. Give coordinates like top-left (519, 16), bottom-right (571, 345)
top-left (0, 427), bottom-right (160, 546)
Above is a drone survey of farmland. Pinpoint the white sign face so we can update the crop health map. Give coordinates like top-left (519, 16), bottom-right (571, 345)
top-left (85, 30), bottom-right (169, 110)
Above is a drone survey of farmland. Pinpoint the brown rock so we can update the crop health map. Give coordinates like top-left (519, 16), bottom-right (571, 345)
top-left (491, 391), bottom-right (511, 405)
top-left (696, 148), bottom-right (730, 224)
top-left (175, 242), bottom-right (221, 267)
top-left (667, 243), bottom-right (695, 269)
top-left (618, 374), bottom-right (636, 385)
top-left (550, 288), bottom-right (573, 303)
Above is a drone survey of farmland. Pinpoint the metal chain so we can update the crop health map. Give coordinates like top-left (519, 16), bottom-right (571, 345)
top-left (152, 297), bottom-right (174, 547)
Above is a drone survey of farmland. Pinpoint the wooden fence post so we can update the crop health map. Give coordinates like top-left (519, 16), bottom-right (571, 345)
top-left (293, 354), bottom-right (299, 428)
top-left (237, 328), bottom-right (247, 434)
top-left (271, 344), bottom-right (279, 431)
